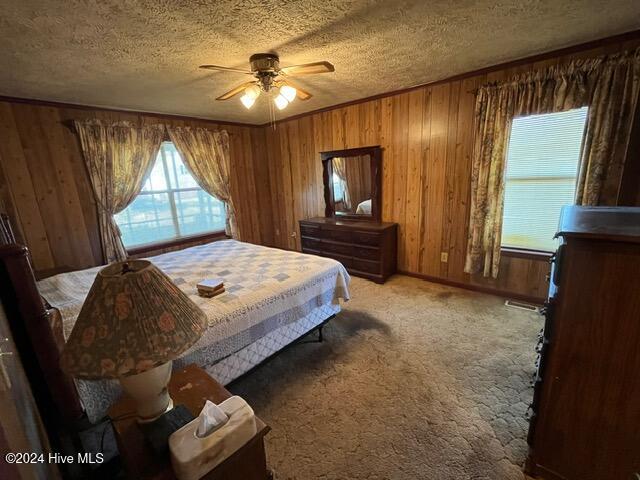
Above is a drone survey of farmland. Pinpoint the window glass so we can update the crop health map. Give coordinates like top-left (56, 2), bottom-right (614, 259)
top-left (115, 142), bottom-right (226, 247)
top-left (502, 107), bottom-right (588, 252)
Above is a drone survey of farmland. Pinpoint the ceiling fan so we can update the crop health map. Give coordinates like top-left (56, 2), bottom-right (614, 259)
top-left (199, 53), bottom-right (335, 111)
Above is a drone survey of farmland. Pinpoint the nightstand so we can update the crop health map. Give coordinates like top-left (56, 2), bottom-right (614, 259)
top-left (108, 364), bottom-right (271, 480)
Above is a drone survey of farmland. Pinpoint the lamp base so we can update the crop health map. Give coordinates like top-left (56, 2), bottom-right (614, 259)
top-left (119, 361), bottom-right (174, 423)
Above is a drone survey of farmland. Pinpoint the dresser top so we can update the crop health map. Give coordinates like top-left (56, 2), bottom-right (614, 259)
top-left (557, 206), bottom-right (640, 243)
top-left (301, 217), bottom-right (397, 231)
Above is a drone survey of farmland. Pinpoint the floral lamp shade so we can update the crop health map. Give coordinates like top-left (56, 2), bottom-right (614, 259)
top-left (61, 260), bottom-right (206, 380)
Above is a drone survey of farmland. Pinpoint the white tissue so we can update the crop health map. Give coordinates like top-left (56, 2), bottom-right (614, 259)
top-left (195, 400), bottom-right (229, 437)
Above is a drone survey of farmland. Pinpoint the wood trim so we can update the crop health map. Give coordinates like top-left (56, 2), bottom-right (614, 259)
top-left (261, 29), bottom-right (640, 127)
top-left (126, 230), bottom-right (228, 256)
top-left (501, 247), bottom-right (554, 261)
top-left (398, 270), bottom-right (546, 305)
top-left (0, 95), bottom-right (262, 128)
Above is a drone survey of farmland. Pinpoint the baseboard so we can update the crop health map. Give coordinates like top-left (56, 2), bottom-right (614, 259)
top-left (397, 270), bottom-right (546, 305)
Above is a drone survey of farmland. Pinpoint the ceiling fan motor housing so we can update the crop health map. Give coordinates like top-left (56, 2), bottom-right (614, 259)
top-left (250, 53), bottom-right (280, 73)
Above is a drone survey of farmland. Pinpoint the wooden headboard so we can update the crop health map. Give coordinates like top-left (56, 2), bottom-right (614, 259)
top-left (0, 237), bottom-right (84, 424)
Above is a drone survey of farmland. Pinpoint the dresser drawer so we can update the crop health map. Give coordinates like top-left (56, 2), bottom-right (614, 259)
top-left (300, 223), bottom-right (321, 237)
top-left (353, 245), bottom-right (380, 261)
top-left (321, 240), bottom-right (353, 257)
top-left (323, 228), bottom-right (352, 243)
top-left (300, 237), bottom-right (321, 251)
top-left (324, 252), bottom-right (352, 268)
top-left (352, 258), bottom-right (381, 274)
top-left (352, 230), bottom-right (382, 246)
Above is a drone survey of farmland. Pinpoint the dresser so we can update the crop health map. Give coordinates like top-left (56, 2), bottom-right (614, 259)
top-left (299, 217), bottom-right (397, 283)
top-left (525, 206), bottom-right (640, 480)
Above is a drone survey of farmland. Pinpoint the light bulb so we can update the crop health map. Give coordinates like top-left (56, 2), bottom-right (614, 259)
top-left (274, 94), bottom-right (289, 110)
top-left (280, 85), bottom-right (297, 102)
top-left (245, 84), bottom-right (261, 100)
top-left (240, 94), bottom-right (255, 109)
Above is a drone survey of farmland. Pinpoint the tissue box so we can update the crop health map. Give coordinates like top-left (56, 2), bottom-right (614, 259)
top-left (169, 396), bottom-right (257, 480)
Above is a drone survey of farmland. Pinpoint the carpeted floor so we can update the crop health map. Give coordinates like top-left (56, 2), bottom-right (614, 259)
top-left (231, 275), bottom-right (542, 480)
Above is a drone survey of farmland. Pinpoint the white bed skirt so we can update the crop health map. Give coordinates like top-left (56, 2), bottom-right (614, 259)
top-left (201, 302), bottom-right (340, 385)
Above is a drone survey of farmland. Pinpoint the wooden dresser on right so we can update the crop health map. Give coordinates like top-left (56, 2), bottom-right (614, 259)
top-left (526, 206), bottom-right (640, 480)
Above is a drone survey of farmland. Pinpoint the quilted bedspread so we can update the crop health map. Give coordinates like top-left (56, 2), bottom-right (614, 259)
top-left (37, 239), bottom-right (350, 421)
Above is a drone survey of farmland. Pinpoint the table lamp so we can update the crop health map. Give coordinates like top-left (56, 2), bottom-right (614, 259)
top-left (61, 260), bottom-right (206, 423)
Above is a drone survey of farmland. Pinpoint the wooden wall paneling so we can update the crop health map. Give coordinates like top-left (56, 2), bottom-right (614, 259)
top-left (243, 127), bottom-right (262, 244)
top-left (287, 120), bottom-right (304, 251)
top-left (379, 97), bottom-right (394, 222)
top-left (11, 104), bottom-right (81, 270)
top-left (36, 107), bottom-right (96, 267)
top-left (250, 127), bottom-right (274, 246)
top-left (299, 115), bottom-right (319, 222)
top-left (330, 108), bottom-right (346, 150)
top-left (439, 80), bottom-right (461, 278)
top-left (279, 122), bottom-right (296, 249)
top-left (291, 119), bottom-right (306, 238)
top-left (421, 83), bottom-right (450, 276)
top-left (0, 103), bottom-right (55, 270)
top-left (311, 113), bottom-right (327, 218)
top-left (417, 87), bottom-right (432, 272)
top-left (344, 104), bottom-right (360, 149)
top-left (226, 128), bottom-right (245, 240)
top-left (391, 93), bottom-right (409, 270)
top-left (265, 125), bottom-right (285, 247)
top-left (358, 100), bottom-right (377, 147)
top-left (404, 89), bottom-right (425, 273)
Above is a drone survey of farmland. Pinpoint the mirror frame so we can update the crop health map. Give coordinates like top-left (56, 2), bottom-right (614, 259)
top-left (321, 145), bottom-right (382, 222)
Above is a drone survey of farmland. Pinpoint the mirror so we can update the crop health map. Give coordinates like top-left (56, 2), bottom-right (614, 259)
top-left (331, 155), bottom-right (372, 216)
top-left (321, 146), bottom-right (382, 222)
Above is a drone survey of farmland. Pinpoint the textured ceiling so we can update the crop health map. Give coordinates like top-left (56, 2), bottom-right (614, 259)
top-left (1, 0), bottom-right (639, 125)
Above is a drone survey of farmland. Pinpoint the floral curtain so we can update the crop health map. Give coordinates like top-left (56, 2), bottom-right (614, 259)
top-left (465, 48), bottom-right (640, 278)
top-left (74, 120), bottom-right (165, 263)
top-left (166, 127), bottom-right (239, 238)
top-left (332, 157), bottom-right (352, 210)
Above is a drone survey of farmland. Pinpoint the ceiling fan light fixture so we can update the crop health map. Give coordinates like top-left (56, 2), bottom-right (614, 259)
top-left (280, 85), bottom-right (297, 102)
top-left (245, 84), bottom-right (261, 99)
top-left (240, 94), bottom-right (256, 109)
top-left (274, 94), bottom-right (289, 110)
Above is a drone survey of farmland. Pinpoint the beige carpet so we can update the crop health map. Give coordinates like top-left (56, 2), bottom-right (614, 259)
top-left (231, 275), bottom-right (542, 480)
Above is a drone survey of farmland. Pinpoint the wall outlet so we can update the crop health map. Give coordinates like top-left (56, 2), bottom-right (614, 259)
top-left (440, 252), bottom-right (449, 263)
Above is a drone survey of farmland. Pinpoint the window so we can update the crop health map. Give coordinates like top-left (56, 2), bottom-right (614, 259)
top-left (115, 142), bottom-right (226, 248)
top-left (332, 172), bottom-right (344, 202)
top-left (502, 107), bottom-right (588, 252)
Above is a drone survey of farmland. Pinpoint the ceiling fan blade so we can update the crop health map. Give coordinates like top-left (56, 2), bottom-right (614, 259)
top-left (216, 82), bottom-right (256, 101)
top-left (279, 79), bottom-right (313, 101)
top-left (199, 64), bottom-right (253, 74)
top-left (279, 61), bottom-right (335, 76)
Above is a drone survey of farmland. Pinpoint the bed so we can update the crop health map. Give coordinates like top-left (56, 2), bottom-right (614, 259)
top-left (356, 199), bottom-right (372, 215)
top-left (0, 237), bottom-right (350, 424)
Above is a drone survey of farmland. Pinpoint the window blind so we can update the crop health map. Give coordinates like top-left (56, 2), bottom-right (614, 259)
top-left (502, 107), bottom-right (588, 252)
